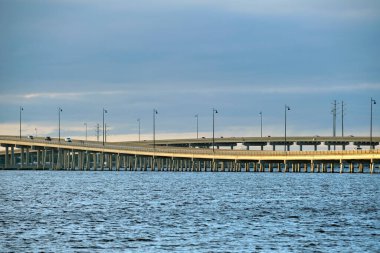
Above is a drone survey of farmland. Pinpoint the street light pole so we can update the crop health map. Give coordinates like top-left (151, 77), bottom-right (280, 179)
top-left (153, 109), bottom-right (158, 149)
top-left (259, 111), bottom-right (263, 138)
top-left (212, 108), bottom-right (218, 152)
top-left (58, 107), bottom-right (62, 142)
top-left (137, 118), bottom-right (141, 142)
top-left (370, 97), bottom-right (377, 150)
top-left (195, 114), bottom-right (199, 139)
top-left (102, 108), bottom-right (108, 146)
top-left (284, 105), bottom-right (290, 151)
top-left (19, 106), bottom-right (23, 139)
top-left (84, 123), bottom-right (87, 141)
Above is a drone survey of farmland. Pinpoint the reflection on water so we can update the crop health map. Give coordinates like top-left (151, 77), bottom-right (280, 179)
top-left (0, 171), bottom-right (379, 252)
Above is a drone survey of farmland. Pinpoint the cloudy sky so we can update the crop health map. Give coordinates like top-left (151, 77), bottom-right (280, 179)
top-left (0, 0), bottom-right (379, 141)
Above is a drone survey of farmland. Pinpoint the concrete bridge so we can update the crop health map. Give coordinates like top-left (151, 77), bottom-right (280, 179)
top-left (1, 135), bottom-right (379, 173)
top-left (144, 136), bottom-right (380, 151)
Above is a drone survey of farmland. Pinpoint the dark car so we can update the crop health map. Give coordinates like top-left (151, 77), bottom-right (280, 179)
top-left (45, 136), bottom-right (52, 141)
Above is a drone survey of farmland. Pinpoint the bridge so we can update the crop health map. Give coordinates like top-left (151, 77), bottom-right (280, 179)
top-left (1, 135), bottom-right (379, 173)
top-left (140, 136), bottom-right (380, 151)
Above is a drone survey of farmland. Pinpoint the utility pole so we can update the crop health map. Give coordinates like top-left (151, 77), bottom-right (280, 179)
top-left (284, 105), bottom-right (291, 151)
top-left (19, 106), bottom-right (23, 139)
top-left (153, 109), bottom-right (158, 149)
top-left (195, 114), bottom-right (199, 139)
top-left (84, 123), bottom-right (87, 141)
top-left (58, 107), bottom-right (63, 142)
top-left (331, 100), bottom-right (337, 150)
top-left (332, 100), bottom-right (336, 137)
top-left (137, 118), bottom-right (141, 142)
top-left (259, 111), bottom-right (263, 138)
top-left (212, 108), bottom-right (218, 152)
top-left (102, 108), bottom-right (107, 146)
top-left (96, 123), bottom-right (100, 142)
top-left (105, 123), bottom-right (108, 143)
top-left (370, 97), bottom-right (377, 149)
top-left (341, 101), bottom-right (345, 137)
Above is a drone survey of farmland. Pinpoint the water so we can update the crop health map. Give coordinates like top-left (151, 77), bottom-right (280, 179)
top-left (0, 171), bottom-right (379, 252)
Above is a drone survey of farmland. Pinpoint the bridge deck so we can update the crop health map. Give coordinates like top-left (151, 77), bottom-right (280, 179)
top-left (1, 136), bottom-right (379, 173)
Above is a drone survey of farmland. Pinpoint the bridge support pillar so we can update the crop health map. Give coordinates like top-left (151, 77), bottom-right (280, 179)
top-left (20, 147), bottom-right (24, 169)
top-left (62, 150), bottom-right (66, 170)
top-left (92, 153), bottom-right (96, 170)
top-left (26, 148), bottom-right (30, 168)
top-left (50, 149), bottom-right (54, 170)
top-left (370, 161), bottom-right (374, 174)
top-left (71, 150), bottom-right (75, 170)
top-left (115, 154), bottom-right (119, 171)
top-left (300, 145), bottom-right (303, 151)
top-left (86, 152), bottom-right (90, 170)
top-left (4, 146), bottom-right (9, 169)
top-left (11, 146), bottom-right (15, 168)
top-left (100, 153), bottom-right (104, 170)
top-left (340, 162), bottom-right (343, 173)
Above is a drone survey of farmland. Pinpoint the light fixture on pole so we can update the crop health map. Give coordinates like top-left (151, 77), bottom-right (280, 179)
top-left (84, 122), bottom-right (88, 141)
top-left (19, 106), bottom-right (23, 139)
top-left (370, 97), bottom-right (377, 150)
top-left (58, 107), bottom-right (63, 142)
top-left (259, 111), bottom-right (263, 138)
top-left (195, 114), bottom-right (199, 139)
top-left (153, 109), bottom-right (158, 149)
top-left (103, 108), bottom-right (108, 146)
top-left (284, 105), bottom-right (291, 151)
top-left (137, 118), bottom-right (141, 142)
top-left (212, 108), bottom-right (218, 152)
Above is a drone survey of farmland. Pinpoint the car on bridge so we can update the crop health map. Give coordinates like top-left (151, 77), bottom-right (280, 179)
top-left (65, 137), bottom-right (72, 142)
top-left (45, 136), bottom-right (51, 141)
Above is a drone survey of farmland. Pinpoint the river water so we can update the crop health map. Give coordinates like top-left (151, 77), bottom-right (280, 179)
top-left (0, 171), bottom-right (379, 252)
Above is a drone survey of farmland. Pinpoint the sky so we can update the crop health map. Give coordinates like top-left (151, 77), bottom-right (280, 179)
top-left (0, 0), bottom-right (379, 142)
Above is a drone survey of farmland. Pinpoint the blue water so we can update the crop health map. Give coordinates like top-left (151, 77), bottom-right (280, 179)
top-left (0, 171), bottom-right (379, 252)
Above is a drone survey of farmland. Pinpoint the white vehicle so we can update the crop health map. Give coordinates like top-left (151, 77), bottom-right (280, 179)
top-left (64, 137), bottom-right (72, 142)
top-left (27, 135), bottom-right (34, 139)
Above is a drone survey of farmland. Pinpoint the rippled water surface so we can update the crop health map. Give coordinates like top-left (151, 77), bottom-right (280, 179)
top-left (1, 171), bottom-right (379, 252)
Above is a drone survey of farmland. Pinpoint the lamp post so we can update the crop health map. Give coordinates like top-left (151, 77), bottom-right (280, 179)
top-left (19, 106), bottom-right (23, 139)
top-left (137, 118), bottom-right (141, 142)
top-left (259, 111), bottom-right (263, 138)
top-left (212, 108), bottom-right (218, 152)
top-left (35, 128), bottom-right (37, 137)
top-left (102, 108), bottom-right (108, 146)
top-left (284, 105), bottom-right (290, 151)
top-left (195, 114), bottom-right (199, 139)
top-left (153, 109), bottom-right (158, 149)
top-left (84, 123), bottom-right (87, 141)
top-left (58, 107), bottom-right (62, 142)
top-left (370, 97), bottom-right (377, 150)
